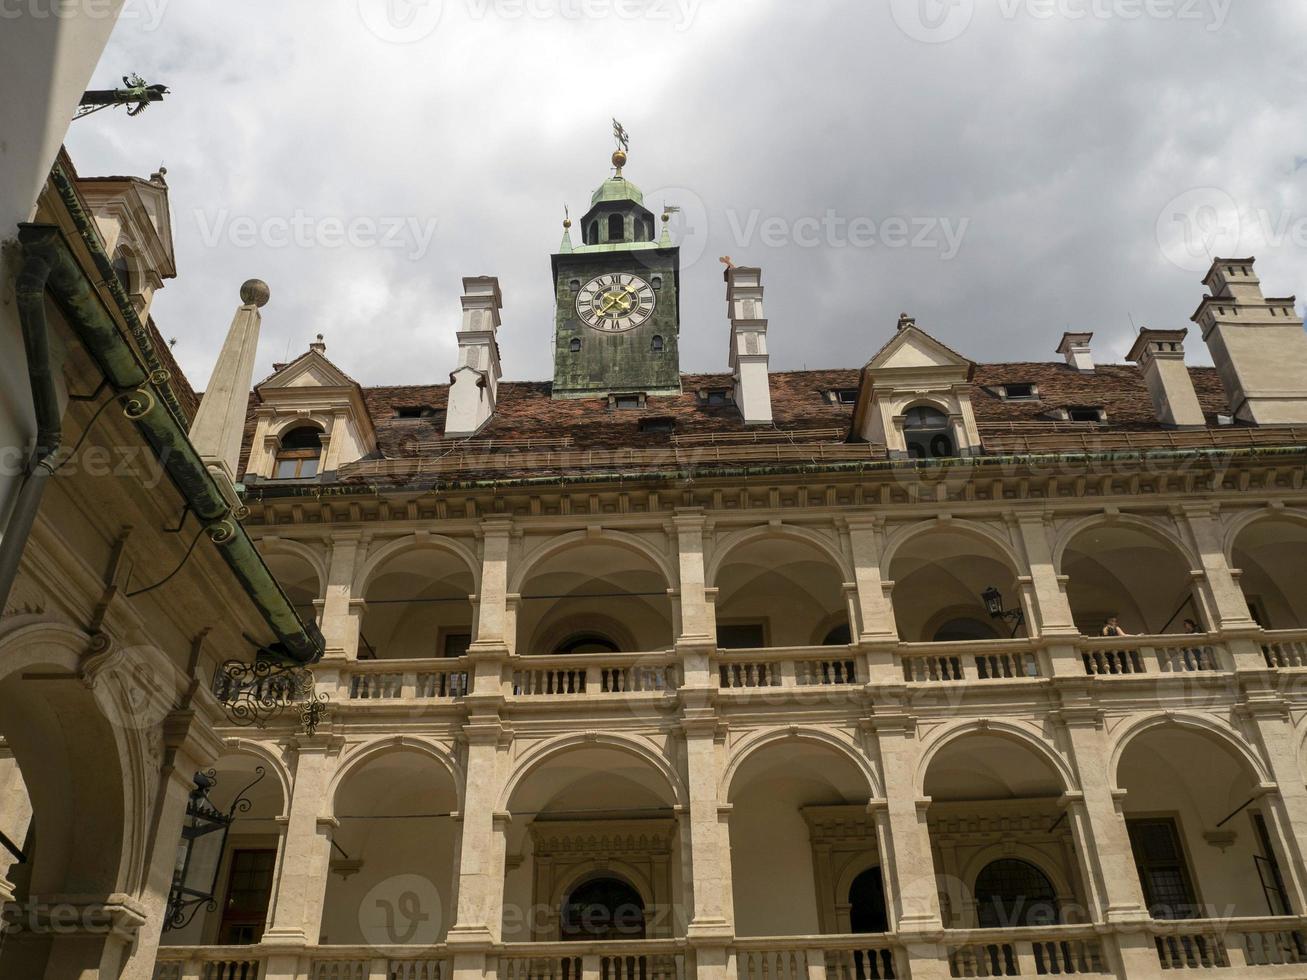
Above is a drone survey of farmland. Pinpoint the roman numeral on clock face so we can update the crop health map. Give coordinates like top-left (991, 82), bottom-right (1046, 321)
top-left (574, 273), bottom-right (658, 332)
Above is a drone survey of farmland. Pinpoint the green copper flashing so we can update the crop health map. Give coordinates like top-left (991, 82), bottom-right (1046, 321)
top-left (17, 220), bottom-right (324, 665)
top-left (591, 176), bottom-right (644, 206)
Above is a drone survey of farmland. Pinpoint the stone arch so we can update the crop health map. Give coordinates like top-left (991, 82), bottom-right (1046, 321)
top-left (915, 720), bottom-right (1076, 798)
top-left (256, 538), bottom-right (328, 595)
top-left (958, 843), bottom-right (1075, 905)
top-left (1222, 507), bottom-right (1307, 563)
top-left (835, 852), bottom-right (888, 911)
top-left (1225, 508), bottom-right (1307, 629)
top-left (706, 523), bottom-right (853, 586)
top-left (534, 613), bottom-right (638, 656)
top-left (1108, 713), bottom-right (1270, 793)
top-left (268, 414), bottom-right (329, 441)
top-left (721, 726), bottom-right (881, 801)
top-left (499, 732), bottom-right (685, 812)
top-left (329, 735), bottom-right (465, 815)
top-left (1052, 513), bottom-right (1199, 576)
top-left (549, 860), bottom-right (655, 919)
top-left (511, 529), bottom-right (676, 595)
top-left (880, 519), bottom-right (1021, 578)
top-left (354, 533), bottom-right (481, 596)
top-left (219, 738), bottom-right (293, 817)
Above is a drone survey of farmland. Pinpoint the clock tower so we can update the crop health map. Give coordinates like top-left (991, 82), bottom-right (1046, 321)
top-left (551, 141), bottom-right (681, 399)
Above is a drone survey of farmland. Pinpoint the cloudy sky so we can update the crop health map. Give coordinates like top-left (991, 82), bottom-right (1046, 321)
top-left (67, 0), bottom-right (1307, 391)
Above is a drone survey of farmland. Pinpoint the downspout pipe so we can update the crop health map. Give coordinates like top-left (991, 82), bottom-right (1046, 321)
top-left (0, 242), bottom-right (64, 610)
top-left (13, 222), bottom-right (323, 664)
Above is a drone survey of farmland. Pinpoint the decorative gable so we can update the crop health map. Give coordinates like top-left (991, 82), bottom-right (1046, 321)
top-left (79, 170), bottom-right (176, 318)
top-left (244, 340), bottom-right (378, 481)
top-left (851, 315), bottom-right (981, 458)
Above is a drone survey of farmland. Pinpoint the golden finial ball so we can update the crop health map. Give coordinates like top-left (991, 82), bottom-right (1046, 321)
top-left (563, 218), bottom-right (572, 229)
top-left (612, 149), bottom-right (628, 170)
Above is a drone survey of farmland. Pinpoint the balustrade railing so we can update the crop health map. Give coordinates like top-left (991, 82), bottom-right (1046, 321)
top-left (1261, 629), bottom-right (1307, 669)
top-left (1150, 917), bottom-right (1307, 972)
top-left (715, 647), bottom-right (861, 691)
top-left (509, 652), bottom-right (681, 698)
top-left (153, 945), bottom-right (451, 980)
top-left (898, 640), bottom-right (1041, 684)
top-left (497, 940), bottom-right (685, 980)
top-left (340, 658), bottom-right (471, 702)
top-left (731, 936), bottom-right (903, 980)
top-left (1079, 635), bottom-right (1226, 677)
top-left (942, 926), bottom-right (1110, 977)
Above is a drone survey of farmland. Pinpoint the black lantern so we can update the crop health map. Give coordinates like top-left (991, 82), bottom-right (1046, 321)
top-left (165, 767), bottom-right (266, 931)
top-left (981, 586), bottom-right (1026, 637)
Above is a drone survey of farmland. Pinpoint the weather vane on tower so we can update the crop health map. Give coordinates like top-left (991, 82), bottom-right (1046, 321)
top-left (612, 118), bottom-right (630, 176)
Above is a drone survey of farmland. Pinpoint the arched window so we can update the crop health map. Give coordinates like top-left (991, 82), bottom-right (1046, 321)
top-left (586, 222), bottom-right (599, 246)
top-left (607, 213), bottom-right (625, 242)
top-left (112, 248), bottom-right (133, 292)
top-left (651, 335), bottom-right (664, 353)
top-left (903, 406), bottom-right (955, 460)
top-left (569, 338), bottom-right (582, 353)
top-left (273, 426), bottom-right (323, 480)
top-left (932, 618), bottom-right (999, 643)
top-left (849, 866), bottom-right (889, 934)
top-left (560, 876), bottom-right (646, 940)
top-left (974, 859), bottom-right (1059, 928)
top-left (556, 633), bottom-right (621, 655)
top-left (822, 623), bottom-right (852, 646)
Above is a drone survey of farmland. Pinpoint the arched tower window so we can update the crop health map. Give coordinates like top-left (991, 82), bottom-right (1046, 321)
top-left (560, 876), bottom-right (646, 940)
top-left (273, 425), bottom-right (323, 480)
top-left (569, 338), bottom-right (582, 353)
top-left (607, 213), bottom-right (625, 242)
top-left (586, 221), bottom-right (599, 246)
top-left (974, 859), bottom-right (1059, 928)
top-left (903, 406), bottom-right (955, 460)
top-left (651, 335), bottom-right (664, 353)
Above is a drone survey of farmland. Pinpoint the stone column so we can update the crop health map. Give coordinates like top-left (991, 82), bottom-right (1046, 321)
top-left (448, 717), bottom-right (509, 980)
top-left (263, 735), bottom-right (343, 947)
top-left (1013, 514), bottom-right (1083, 677)
top-left (865, 708), bottom-right (951, 980)
top-left (1051, 695), bottom-right (1159, 976)
top-left (120, 709), bottom-right (226, 980)
top-left (1237, 696), bottom-right (1307, 912)
top-left (673, 511), bottom-right (716, 692)
top-left (472, 520), bottom-right (512, 650)
top-left (842, 518), bottom-right (901, 687)
top-left (680, 719), bottom-right (731, 936)
top-left (319, 533), bottom-right (365, 660)
top-left (1177, 504), bottom-right (1264, 668)
top-left (0, 744), bottom-right (32, 904)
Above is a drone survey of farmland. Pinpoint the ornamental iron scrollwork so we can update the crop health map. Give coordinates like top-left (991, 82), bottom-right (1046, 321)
top-left (212, 656), bottom-right (314, 728)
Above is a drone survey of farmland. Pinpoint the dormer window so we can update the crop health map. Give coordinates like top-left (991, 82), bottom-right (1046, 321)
top-left (273, 425), bottom-right (324, 480)
top-left (394, 405), bottom-right (440, 421)
top-left (903, 406), bottom-right (955, 459)
top-left (1067, 406), bottom-right (1106, 423)
top-left (832, 389), bottom-right (859, 405)
top-left (614, 395), bottom-right (641, 411)
top-left (703, 388), bottom-right (733, 407)
top-left (640, 417), bottom-right (675, 434)
top-left (999, 383), bottom-right (1038, 401)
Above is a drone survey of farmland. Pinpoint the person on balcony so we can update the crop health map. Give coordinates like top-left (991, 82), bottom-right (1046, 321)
top-left (1101, 616), bottom-right (1130, 638)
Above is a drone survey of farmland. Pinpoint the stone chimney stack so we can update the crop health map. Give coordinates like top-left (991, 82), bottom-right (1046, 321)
top-left (1056, 332), bottom-right (1095, 372)
top-left (725, 265), bottom-right (773, 425)
top-left (1126, 328), bottom-right (1205, 428)
top-left (189, 279), bottom-right (269, 492)
top-left (1193, 257), bottom-right (1307, 424)
top-left (444, 276), bottom-right (503, 438)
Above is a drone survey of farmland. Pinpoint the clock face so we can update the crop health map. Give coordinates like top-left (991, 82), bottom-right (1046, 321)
top-left (575, 273), bottom-right (657, 332)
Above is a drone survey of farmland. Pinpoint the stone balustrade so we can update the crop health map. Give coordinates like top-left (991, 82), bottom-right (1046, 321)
top-left (338, 657), bottom-right (472, 702)
top-left (714, 646), bottom-right (861, 691)
top-left (1260, 629), bottom-right (1307, 669)
top-left (508, 651), bottom-right (681, 697)
top-left (897, 639), bottom-right (1042, 684)
top-left (1077, 635), bottom-right (1227, 676)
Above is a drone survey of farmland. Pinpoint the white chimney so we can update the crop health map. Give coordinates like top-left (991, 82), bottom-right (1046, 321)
top-left (1126, 328), bottom-right (1205, 428)
top-left (1194, 257), bottom-right (1307, 424)
top-left (1057, 331), bottom-right (1095, 372)
top-left (190, 279), bottom-right (269, 491)
top-left (726, 265), bottom-right (773, 425)
top-left (444, 277), bottom-right (503, 438)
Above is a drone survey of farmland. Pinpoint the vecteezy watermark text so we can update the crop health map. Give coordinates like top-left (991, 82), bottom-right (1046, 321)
top-left (0, 0), bottom-right (170, 31)
top-left (891, 0), bottom-right (1232, 44)
top-left (194, 209), bottom-right (439, 261)
top-left (726, 209), bottom-right (971, 260)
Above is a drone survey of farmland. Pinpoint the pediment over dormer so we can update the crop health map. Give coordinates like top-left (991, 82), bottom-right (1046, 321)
top-left (864, 322), bottom-right (975, 377)
top-left (258, 349), bottom-right (361, 391)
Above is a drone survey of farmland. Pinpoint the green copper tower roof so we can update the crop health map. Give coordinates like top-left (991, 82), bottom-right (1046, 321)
top-left (591, 175), bottom-right (644, 206)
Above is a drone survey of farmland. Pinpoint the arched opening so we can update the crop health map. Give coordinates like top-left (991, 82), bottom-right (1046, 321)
top-left (323, 747), bottom-right (459, 945)
top-left (713, 535), bottom-right (848, 649)
top-left (922, 731), bottom-right (1089, 928)
top-left (0, 632), bottom-right (131, 976)
top-left (849, 866), bottom-right (888, 934)
top-left (112, 246), bottom-right (134, 292)
top-left (607, 213), bottom-right (625, 242)
top-left (974, 859), bottom-right (1059, 928)
top-left (903, 406), bottom-right (955, 459)
top-left (515, 540), bottom-right (673, 655)
top-left (272, 424), bottom-right (324, 481)
top-left (1231, 518), bottom-right (1307, 629)
top-left (262, 549), bottom-right (322, 626)
top-left (1062, 524), bottom-right (1196, 635)
top-left (651, 335), bottom-right (664, 353)
top-left (561, 875), bottom-right (647, 940)
top-left (160, 752), bottom-right (287, 947)
top-left (360, 547), bottom-right (475, 660)
top-left (502, 744), bottom-right (680, 940)
top-left (586, 221), bottom-right (599, 246)
top-left (887, 528), bottom-right (1023, 644)
top-left (569, 337), bottom-right (582, 353)
top-left (727, 738), bottom-right (878, 936)
top-left (1117, 723), bottom-right (1294, 920)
